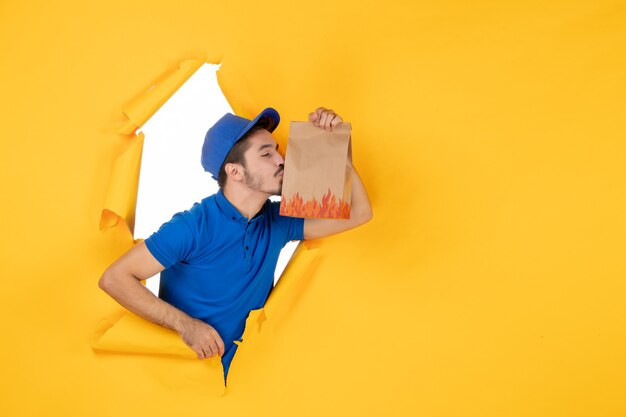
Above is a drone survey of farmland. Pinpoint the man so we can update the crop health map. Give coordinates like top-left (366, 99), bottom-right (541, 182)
top-left (99, 106), bottom-right (372, 382)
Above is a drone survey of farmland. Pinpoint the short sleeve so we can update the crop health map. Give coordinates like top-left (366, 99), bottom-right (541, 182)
top-left (144, 212), bottom-right (197, 269)
top-left (270, 201), bottom-right (305, 245)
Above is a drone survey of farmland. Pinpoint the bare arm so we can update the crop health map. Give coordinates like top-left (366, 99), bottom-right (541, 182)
top-left (303, 107), bottom-right (373, 240)
top-left (98, 241), bottom-right (224, 359)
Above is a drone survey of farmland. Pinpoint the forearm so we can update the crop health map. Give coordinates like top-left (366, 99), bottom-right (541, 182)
top-left (98, 242), bottom-right (225, 359)
top-left (349, 165), bottom-right (373, 222)
top-left (99, 270), bottom-right (191, 334)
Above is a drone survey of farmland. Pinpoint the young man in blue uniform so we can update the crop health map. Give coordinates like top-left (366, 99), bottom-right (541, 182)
top-left (99, 106), bottom-right (372, 382)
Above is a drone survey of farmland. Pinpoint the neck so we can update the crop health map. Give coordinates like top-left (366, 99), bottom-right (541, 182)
top-left (222, 183), bottom-right (269, 220)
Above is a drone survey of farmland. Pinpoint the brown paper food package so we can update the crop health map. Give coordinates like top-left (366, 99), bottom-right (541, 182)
top-left (280, 121), bottom-right (352, 219)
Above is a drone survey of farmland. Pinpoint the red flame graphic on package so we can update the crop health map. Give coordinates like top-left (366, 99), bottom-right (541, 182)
top-left (280, 189), bottom-right (350, 219)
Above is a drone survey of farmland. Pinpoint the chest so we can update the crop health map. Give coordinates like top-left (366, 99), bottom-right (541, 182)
top-left (187, 218), bottom-right (283, 273)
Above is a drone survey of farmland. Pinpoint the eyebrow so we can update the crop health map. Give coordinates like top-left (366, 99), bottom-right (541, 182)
top-left (258, 144), bottom-right (279, 151)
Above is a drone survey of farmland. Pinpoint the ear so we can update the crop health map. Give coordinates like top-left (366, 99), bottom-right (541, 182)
top-left (225, 162), bottom-right (245, 182)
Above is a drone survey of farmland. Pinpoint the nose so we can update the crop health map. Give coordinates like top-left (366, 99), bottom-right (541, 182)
top-left (275, 152), bottom-right (285, 165)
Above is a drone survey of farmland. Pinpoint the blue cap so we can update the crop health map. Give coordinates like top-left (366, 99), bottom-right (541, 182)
top-left (201, 107), bottom-right (280, 180)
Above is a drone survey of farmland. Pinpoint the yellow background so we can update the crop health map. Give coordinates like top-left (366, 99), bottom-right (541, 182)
top-left (1, 1), bottom-right (625, 416)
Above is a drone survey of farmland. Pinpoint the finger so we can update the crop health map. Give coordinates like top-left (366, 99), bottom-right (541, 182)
top-left (205, 346), bottom-right (217, 358)
top-left (320, 111), bottom-right (334, 130)
top-left (315, 106), bottom-right (327, 115)
top-left (325, 114), bottom-right (339, 131)
top-left (314, 107), bottom-right (328, 126)
top-left (317, 111), bottom-right (328, 128)
top-left (215, 334), bottom-right (225, 357)
top-left (330, 114), bottom-right (343, 129)
top-left (207, 339), bottom-right (219, 357)
top-left (196, 346), bottom-right (205, 359)
top-left (308, 111), bottom-right (319, 122)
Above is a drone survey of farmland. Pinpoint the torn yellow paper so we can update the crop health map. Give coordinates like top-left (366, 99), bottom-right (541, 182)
top-left (92, 311), bottom-right (200, 360)
top-left (91, 244), bottom-right (320, 351)
top-left (131, 62), bottom-right (232, 241)
top-left (118, 59), bottom-right (206, 135)
top-left (262, 242), bottom-right (321, 321)
top-left (100, 134), bottom-right (144, 231)
top-left (3, 2), bottom-right (626, 416)
top-left (101, 58), bottom-right (209, 232)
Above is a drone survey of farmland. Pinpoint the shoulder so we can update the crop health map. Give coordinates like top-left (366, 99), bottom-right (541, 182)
top-left (187, 194), bottom-right (218, 217)
top-left (159, 194), bottom-right (220, 237)
top-left (181, 194), bottom-right (221, 231)
top-left (144, 194), bottom-right (220, 265)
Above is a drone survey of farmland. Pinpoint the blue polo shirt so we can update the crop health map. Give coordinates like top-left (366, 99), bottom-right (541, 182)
top-left (144, 189), bottom-right (304, 381)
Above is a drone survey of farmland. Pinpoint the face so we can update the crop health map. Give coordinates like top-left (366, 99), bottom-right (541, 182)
top-left (240, 129), bottom-right (285, 196)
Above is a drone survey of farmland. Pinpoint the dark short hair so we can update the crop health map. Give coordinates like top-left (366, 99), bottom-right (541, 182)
top-left (217, 117), bottom-right (274, 188)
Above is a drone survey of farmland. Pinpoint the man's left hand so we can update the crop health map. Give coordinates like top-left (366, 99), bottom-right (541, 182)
top-left (308, 107), bottom-right (343, 131)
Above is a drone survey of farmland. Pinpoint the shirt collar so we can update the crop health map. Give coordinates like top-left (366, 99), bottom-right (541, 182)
top-left (215, 189), bottom-right (266, 223)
